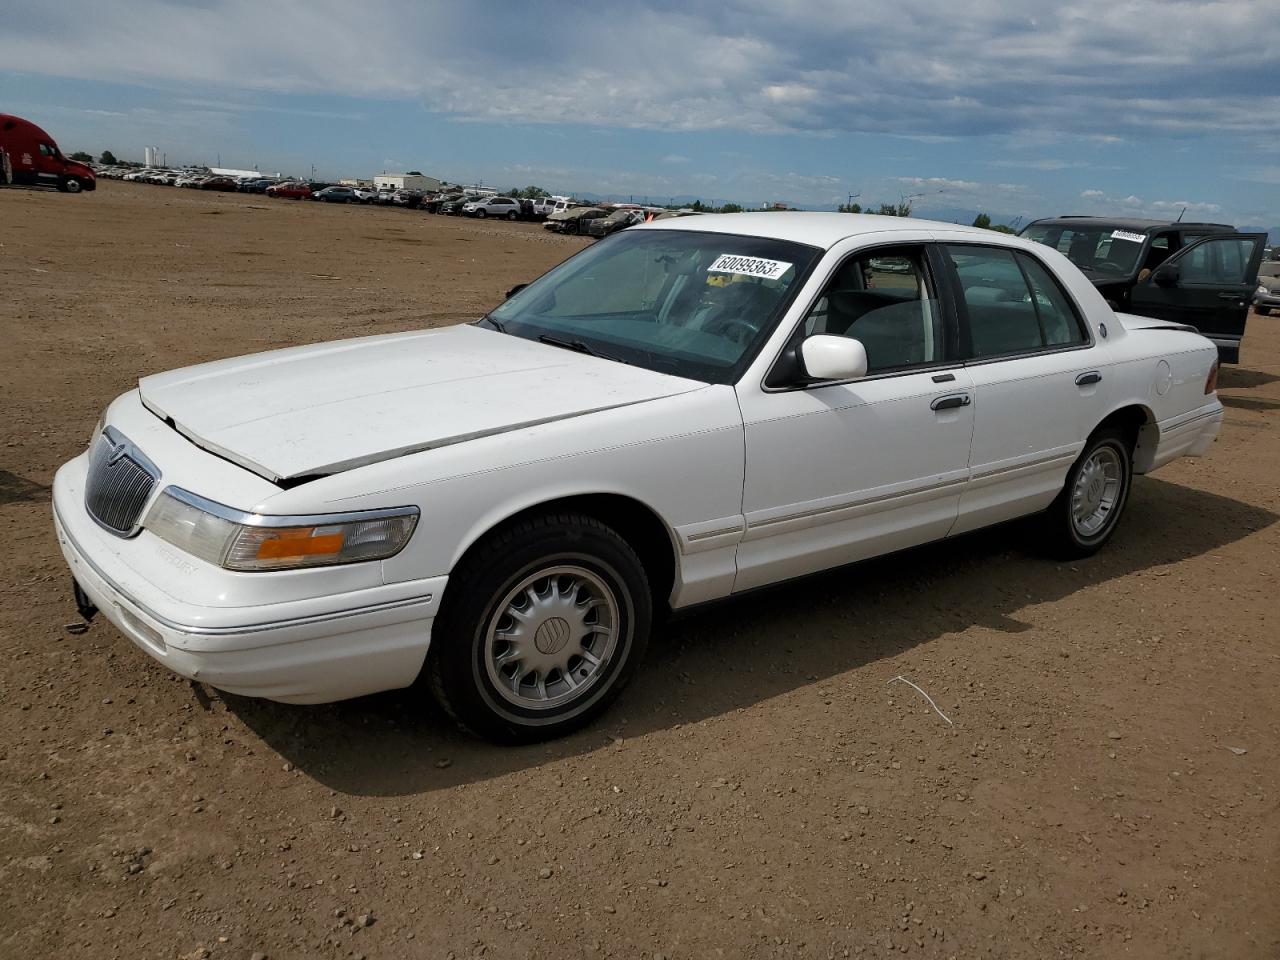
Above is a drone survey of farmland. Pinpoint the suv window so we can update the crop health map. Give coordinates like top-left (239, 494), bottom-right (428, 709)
top-left (1177, 236), bottom-right (1260, 285)
top-left (800, 246), bottom-right (944, 372)
top-left (947, 245), bottom-right (1085, 357)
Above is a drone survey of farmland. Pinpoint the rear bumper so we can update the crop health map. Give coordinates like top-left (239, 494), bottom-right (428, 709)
top-left (53, 475), bottom-right (445, 705)
top-left (1146, 400), bottom-right (1223, 472)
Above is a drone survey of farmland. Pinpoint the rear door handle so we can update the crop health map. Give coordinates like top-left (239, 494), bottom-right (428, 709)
top-left (1075, 371), bottom-right (1102, 386)
top-left (930, 393), bottom-right (971, 411)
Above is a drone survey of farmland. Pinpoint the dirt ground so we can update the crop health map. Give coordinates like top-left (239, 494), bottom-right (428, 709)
top-left (2, 181), bottom-right (1278, 960)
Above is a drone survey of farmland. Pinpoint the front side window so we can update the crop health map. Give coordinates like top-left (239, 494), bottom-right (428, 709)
top-left (947, 245), bottom-right (1085, 357)
top-left (488, 229), bottom-right (820, 383)
top-left (1176, 236), bottom-right (1259, 285)
top-left (800, 246), bottom-right (944, 372)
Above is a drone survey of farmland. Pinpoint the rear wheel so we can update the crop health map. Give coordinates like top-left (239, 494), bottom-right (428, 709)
top-left (1038, 428), bottom-right (1132, 558)
top-left (427, 513), bottom-right (652, 743)
top-left (506, 211), bottom-right (518, 221)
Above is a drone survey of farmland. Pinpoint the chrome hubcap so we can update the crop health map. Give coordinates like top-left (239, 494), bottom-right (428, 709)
top-left (484, 565), bottom-right (619, 710)
top-left (1071, 446), bottom-right (1123, 537)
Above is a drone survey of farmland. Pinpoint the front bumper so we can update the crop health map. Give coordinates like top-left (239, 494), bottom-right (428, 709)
top-left (53, 465), bottom-right (446, 705)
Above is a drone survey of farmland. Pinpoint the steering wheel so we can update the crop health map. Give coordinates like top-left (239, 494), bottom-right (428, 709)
top-left (709, 318), bottom-right (758, 345)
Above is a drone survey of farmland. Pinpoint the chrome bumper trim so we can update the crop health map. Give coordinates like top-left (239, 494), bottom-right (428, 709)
top-left (55, 502), bottom-right (434, 637)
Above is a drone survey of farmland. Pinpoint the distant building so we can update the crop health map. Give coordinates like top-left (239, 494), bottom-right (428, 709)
top-left (339, 178), bottom-right (373, 188)
top-left (374, 173), bottom-right (442, 193)
top-left (209, 167), bottom-right (273, 179)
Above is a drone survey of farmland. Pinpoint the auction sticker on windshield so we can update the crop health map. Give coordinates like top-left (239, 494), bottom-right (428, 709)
top-left (1111, 230), bottom-right (1147, 244)
top-left (707, 254), bottom-right (792, 280)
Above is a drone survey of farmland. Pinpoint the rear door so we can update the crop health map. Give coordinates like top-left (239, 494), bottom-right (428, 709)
top-left (941, 242), bottom-right (1110, 535)
top-left (1129, 233), bottom-right (1266, 362)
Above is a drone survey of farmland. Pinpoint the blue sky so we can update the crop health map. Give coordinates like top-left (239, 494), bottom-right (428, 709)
top-left (3, 0), bottom-right (1277, 224)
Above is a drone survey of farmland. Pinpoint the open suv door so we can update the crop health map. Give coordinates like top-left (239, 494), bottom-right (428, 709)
top-left (1128, 233), bottom-right (1265, 363)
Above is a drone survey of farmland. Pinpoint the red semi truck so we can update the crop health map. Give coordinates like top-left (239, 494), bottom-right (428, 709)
top-left (0, 114), bottom-right (96, 193)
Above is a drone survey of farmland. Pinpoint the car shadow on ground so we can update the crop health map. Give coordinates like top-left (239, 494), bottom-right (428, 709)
top-left (1218, 365), bottom-right (1279, 390)
top-left (223, 476), bottom-right (1276, 797)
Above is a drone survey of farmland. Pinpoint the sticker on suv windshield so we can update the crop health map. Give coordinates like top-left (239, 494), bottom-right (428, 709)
top-left (707, 254), bottom-right (792, 280)
top-left (1111, 230), bottom-right (1146, 244)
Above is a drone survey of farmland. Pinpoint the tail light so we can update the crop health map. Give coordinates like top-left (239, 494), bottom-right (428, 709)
top-left (1205, 360), bottom-right (1219, 395)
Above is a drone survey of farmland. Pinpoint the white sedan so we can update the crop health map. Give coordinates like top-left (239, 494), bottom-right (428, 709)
top-left (53, 213), bottom-right (1224, 742)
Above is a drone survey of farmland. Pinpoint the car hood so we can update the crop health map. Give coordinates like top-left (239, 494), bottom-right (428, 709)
top-left (138, 324), bottom-right (705, 483)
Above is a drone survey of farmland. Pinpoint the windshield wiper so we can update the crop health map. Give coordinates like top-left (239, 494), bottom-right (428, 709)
top-left (476, 314), bottom-right (506, 333)
top-left (537, 334), bottom-right (625, 364)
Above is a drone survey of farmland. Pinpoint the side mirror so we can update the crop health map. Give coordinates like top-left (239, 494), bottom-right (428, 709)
top-left (1153, 264), bottom-right (1180, 287)
top-left (505, 283), bottom-right (528, 299)
top-left (800, 335), bottom-right (869, 381)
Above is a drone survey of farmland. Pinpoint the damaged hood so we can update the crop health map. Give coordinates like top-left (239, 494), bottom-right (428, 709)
top-left (138, 324), bottom-right (704, 482)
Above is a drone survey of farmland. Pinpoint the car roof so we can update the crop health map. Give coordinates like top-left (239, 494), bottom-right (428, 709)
top-left (630, 211), bottom-right (998, 249)
top-left (1025, 216), bottom-right (1235, 232)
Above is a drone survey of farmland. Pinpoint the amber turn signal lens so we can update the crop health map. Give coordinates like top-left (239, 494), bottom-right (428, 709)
top-left (255, 528), bottom-right (346, 560)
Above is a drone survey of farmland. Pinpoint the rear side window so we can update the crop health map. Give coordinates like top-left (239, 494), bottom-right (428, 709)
top-left (946, 245), bottom-right (1086, 358)
top-left (1017, 254), bottom-right (1088, 347)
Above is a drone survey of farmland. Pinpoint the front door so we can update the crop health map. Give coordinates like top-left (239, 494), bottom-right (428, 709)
top-left (735, 244), bottom-right (975, 592)
top-left (1130, 233), bottom-right (1266, 362)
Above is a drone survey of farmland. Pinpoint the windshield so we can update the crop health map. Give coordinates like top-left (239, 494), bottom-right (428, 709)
top-left (487, 228), bottom-right (820, 384)
top-left (1022, 223), bottom-right (1147, 277)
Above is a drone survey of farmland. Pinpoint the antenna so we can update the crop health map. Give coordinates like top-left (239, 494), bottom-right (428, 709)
top-left (1176, 207), bottom-right (1186, 222)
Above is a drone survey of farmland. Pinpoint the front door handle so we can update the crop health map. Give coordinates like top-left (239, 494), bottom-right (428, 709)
top-left (930, 393), bottom-right (971, 411)
top-left (1075, 370), bottom-right (1103, 386)
top-left (1217, 292), bottom-right (1243, 300)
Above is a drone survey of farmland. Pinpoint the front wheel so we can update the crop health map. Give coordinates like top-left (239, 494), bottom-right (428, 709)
top-left (1258, 306), bottom-right (1272, 316)
top-left (427, 513), bottom-right (652, 743)
top-left (1038, 428), bottom-right (1133, 558)
top-left (60, 177), bottom-right (83, 194)
top-left (476, 209), bottom-right (486, 218)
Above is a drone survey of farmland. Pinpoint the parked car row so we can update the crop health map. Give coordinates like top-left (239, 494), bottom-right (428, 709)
top-left (93, 162), bottom-right (694, 238)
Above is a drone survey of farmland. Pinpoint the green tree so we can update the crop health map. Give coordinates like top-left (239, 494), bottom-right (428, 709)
top-left (520, 185), bottom-right (550, 198)
top-left (989, 223), bottom-right (1016, 234)
top-left (838, 202), bottom-right (862, 213)
top-left (100, 150), bottom-right (118, 165)
top-left (690, 200), bottom-right (707, 212)
top-left (69, 151), bottom-right (93, 163)
top-left (719, 202), bottom-right (743, 214)
top-left (972, 212), bottom-right (992, 230)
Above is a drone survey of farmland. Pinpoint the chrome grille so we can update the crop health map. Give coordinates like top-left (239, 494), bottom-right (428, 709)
top-left (84, 428), bottom-right (160, 537)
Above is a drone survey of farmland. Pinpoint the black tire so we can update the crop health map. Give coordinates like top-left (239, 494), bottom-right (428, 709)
top-left (1038, 428), bottom-right (1133, 559)
top-left (1258, 306), bottom-right (1271, 316)
top-left (506, 211), bottom-right (517, 221)
top-left (61, 177), bottom-right (83, 194)
top-left (427, 512), bottom-right (652, 743)
top-left (476, 209), bottom-right (487, 218)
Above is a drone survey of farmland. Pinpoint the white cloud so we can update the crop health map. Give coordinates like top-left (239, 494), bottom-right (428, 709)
top-left (3, 0), bottom-right (1277, 143)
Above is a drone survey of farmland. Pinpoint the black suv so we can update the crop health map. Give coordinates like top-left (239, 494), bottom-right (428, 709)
top-left (1020, 216), bottom-right (1266, 362)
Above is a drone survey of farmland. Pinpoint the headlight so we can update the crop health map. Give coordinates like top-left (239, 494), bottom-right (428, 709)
top-left (1259, 284), bottom-right (1269, 297)
top-left (144, 487), bottom-right (418, 571)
